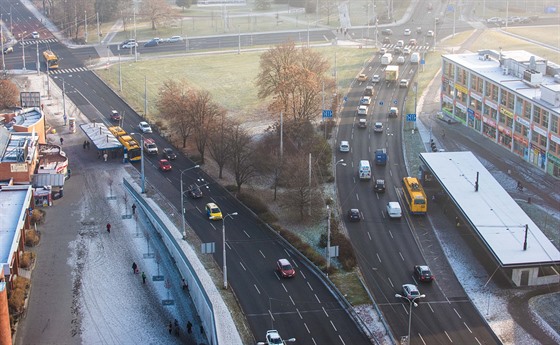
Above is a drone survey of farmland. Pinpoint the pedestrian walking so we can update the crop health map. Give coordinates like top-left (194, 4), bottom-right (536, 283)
top-left (97, 151), bottom-right (101, 159)
top-left (168, 321), bottom-right (172, 334)
top-left (83, 141), bottom-right (87, 149)
top-left (174, 319), bottom-right (179, 336)
top-left (200, 325), bottom-right (204, 334)
top-left (103, 152), bottom-right (108, 162)
top-left (132, 204), bottom-right (136, 215)
top-left (106, 223), bottom-right (111, 233)
top-left (132, 262), bottom-right (138, 274)
top-left (86, 141), bottom-right (90, 149)
top-left (142, 271), bottom-right (146, 284)
top-left (182, 278), bottom-right (188, 291)
top-left (60, 137), bottom-right (64, 145)
top-left (187, 321), bottom-right (192, 334)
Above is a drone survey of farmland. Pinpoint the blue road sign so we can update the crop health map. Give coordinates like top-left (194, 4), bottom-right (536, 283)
top-left (379, 101), bottom-right (384, 106)
top-left (343, 96), bottom-right (348, 102)
top-left (393, 100), bottom-right (398, 105)
top-left (406, 113), bottom-right (417, 122)
top-left (322, 109), bottom-right (333, 118)
top-left (420, 59), bottom-right (425, 64)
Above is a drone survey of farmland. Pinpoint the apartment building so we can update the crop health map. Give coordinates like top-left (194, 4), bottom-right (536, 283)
top-left (441, 49), bottom-right (560, 178)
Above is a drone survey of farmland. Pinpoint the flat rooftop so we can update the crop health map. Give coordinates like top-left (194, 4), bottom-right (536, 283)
top-left (0, 186), bottom-right (33, 268)
top-left (420, 151), bottom-right (560, 267)
top-left (442, 50), bottom-right (560, 114)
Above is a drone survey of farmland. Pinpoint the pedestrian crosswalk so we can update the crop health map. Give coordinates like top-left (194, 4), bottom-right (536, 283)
top-left (49, 67), bottom-right (88, 74)
top-left (21, 38), bottom-right (58, 45)
top-left (382, 43), bottom-right (430, 51)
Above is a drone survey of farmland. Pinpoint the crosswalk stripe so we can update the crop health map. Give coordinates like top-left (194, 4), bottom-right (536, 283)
top-left (49, 67), bottom-right (88, 74)
top-left (21, 38), bottom-right (58, 45)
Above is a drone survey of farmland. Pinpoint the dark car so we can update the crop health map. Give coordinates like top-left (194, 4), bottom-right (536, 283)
top-left (374, 179), bottom-right (386, 193)
top-left (187, 184), bottom-right (203, 199)
top-left (162, 148), bottom-right (177, 160)
top-left (414, 265), bottom-right (434, 282)
top-left (381, 28), bottom-right (393, 36)
top-left (276, 258), bottom-right (296, 278)
top-left (347, 209), bottom-right (361, 222)
top-left (144, 39), bottom-right (158, 47)
top-left (382, 37), bottom-right (391, 44)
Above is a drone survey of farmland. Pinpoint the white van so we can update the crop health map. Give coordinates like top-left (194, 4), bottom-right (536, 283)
top-left (386, 202), bottom-right (402, 218)
top-left (339, 141), bottom-right (350, 152)
top-left (410, 52), bottom-right (420, 64)
top-left (359, 160), bottom-right (372, 180)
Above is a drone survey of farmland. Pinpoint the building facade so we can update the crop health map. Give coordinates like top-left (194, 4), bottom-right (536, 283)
top-left (441, 50), bottom-right (560, 178)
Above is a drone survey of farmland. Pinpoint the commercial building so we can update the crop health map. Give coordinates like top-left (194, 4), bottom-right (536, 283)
top-left (441, 49), bottom-right (560, 178)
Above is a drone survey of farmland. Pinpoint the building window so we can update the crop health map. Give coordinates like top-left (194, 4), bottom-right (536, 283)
top-left (552, 116), bottom-right (559, 134)
top-left (458, 68), bottom-right (467, 84)
top-left (550, 141), bottom-right (557, 155)
top-left (506, 116), bottom-right (513, 128)
top-left (542, 111), bottom-right (549, 128)
top-left (534, 107), bottom-right (541, 124)
top-left (539, 134), bottom-right (547, 147)
top-left (523, 101), bottom-right (531, 119)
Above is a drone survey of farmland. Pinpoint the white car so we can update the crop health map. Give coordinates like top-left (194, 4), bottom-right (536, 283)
top-left (138, 121), bottom-right (153, 133)
top-left (357, 105), bottom-right (368, 116)
top-left (122, 41), bottom-right (138, 49)
top-left (427, 30), bottom-right (434, 37)
top-left (374, 122), bottom-right (383, 132)
top-left (257, 330), bottom-right (296, 345)
top-left (403, 47), bottom-right (411, 55)
top-left (167, 35), bottom-right (183, 43)
top-left (371, 74), bottom-right (381, 83)
top-left (404, 29), bottom-right (411, 36)
top-left (387, 201), bottom-right (402, 218)
top-left (379, 47), bottom-right (387, 55)
top-left (339, 140), bottom-right (350, 152)
top-left (402, 284), bottom-right (421, 300)
top-left (360, 96), bottom-right (372, 105)
top-left (31, 31), bottom-right (40, 39)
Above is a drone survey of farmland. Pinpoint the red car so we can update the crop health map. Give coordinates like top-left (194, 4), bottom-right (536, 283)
top-left (158, 159), bottom-right (172, 171)
top-left (276, 258), bottom-right (295, 278)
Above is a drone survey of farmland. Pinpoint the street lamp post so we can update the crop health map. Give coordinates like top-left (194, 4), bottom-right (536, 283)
top-left (130, 132), bottom-right (145, 193)
top-left (1, 23), bottom-right (5, 75)
top-left (223, 212), bottom-right (238, 289)
top-left (329, 158), bottom-right (346, 271)
top-left (180, 165), bottom-right (200, 240)
top-left (21, 31), bottom-right (27, 71)
top-left (395, 293), bottom-right (426, 345)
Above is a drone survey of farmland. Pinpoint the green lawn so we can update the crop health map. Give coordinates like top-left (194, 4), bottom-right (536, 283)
top-left (95, 45), bottom-right (374, 120)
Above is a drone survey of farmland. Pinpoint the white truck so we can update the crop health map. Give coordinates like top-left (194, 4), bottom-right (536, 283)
top-left (359, 160), bottom-right (372, 180)
top-left (410, 52), bottom-right (420, 64)
top-left (385, 65), bottom-right (399, 82)
top-left (381, 53), bottom-right (393, 65)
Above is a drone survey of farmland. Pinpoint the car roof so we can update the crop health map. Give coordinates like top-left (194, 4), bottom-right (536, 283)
top-left (359, 118), bottom-right (366, 122)
top-left (350, 208), bottom-right (360, 213)
top-left (144, 138), bottom-right (155, 144)
top-left (358, 105), bottom-right (368, 108)
top-left (278, 258), bottom-right (291, 265)
top-left (140, 121), bottom-right (149, 125)
top-left (206, 202), bottom-right (218, 208)
top-left (416, 265), bottom-right (430, 270)
top-left (375, 122), bottom-right (383, 126)
top-left (403, 283), bottom-right (418, 291)
top-left (388, 201), bottom-right (400, 207)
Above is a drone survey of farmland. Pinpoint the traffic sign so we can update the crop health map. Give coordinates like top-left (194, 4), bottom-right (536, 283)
top-left (406, 113), bottom-right (417, 122)
top-left (379, 101), bottom-right (384, 106)
top-left (322, 109), bottom-right (333, 118)
top-left (420, 59), bottom-right (425, 65)
top-left (393, 100), bottom-right (398, 105)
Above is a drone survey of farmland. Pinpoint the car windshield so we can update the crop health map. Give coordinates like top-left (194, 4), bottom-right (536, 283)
top-left (211, 207), bottom-right (220, 213)
top-left (422, 269), bottom-right (431, 275)
top-left (268, 335), bottom-right (283, 344)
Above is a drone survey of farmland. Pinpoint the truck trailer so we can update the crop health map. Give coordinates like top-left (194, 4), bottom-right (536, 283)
top-left (385, 65), bottom-right (399, 82)
top-left (381, 53), bottom-right (393, 65)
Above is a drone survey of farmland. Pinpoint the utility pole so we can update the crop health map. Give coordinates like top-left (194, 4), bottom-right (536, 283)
top-left (118, 54), bottom-right (122, 92)
top-left (326, 205), bottom-right (331, 272)
top-left (308, 153), bottom-right (312, 216)
top-left (62, 78), bottom-right (67, 126)
top-left (22, 32), bottom-right (27, 71)
top-left (84, 10), bottom-right (88, 43)
top-left (144, 75), bottom-right (147, 117)
top-left (97, 12), bottom-right (100, 43)
top-left (133, 8), bottom-right (138, 62)
top-left (1, 25), bottom-right (6, 75)
top-left (36, 41), bottom-right (40, 75)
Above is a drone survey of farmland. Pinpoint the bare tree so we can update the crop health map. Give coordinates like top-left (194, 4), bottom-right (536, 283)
top-left (207, 113), bottom-right (233, 179)
top-left (157, 79), bottom-right (192, 148)
top-left (227, 123), bottom-right (256, 192)
top-left (0, 79), bottom-right (19, 109)
top-left (189, 90), bottom-right (222, 164)
top-left (280, 155), bottom-right (322, 220)
top-left (141, 0), bottom-right (172, 30)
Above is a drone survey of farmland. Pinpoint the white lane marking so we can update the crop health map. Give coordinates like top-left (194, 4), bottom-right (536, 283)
top-left (243, 230), bottom-right (250, 238)
top-left (322, 306), bottom-right (329, 317)
top-left (307, 281), bottom-right (314, 291)
top-left (399, 252), bottom-right (405, 261)
top-left (356, 193), bottom-right (360, 201)
top-left (289, 295), bottom-right (295, 305)
top-left (389, 230), bottom-right (393, 238)
top-left (475, 337), bottom-right (482, 345)
top-left (226, 242), bottom-right (232, 250)
top-left (300, 271), bottom-right (307, 279)
top-left (254, 285), bottom-right (261, 294)
top-left (239, 262), bottom-right (246, 271)
top-left (259, 250), bottom-right (265, 258)
top-left (305, 323), bottom-right (311, 333)
top-left (388, 277), bottom-right (394, 288)
top-left (454, 308), bottom-right (462, 319)
top-left (367, 231), bottom-right (372, 240)
top-left (444, 331), bottom-right (453, 342)
top-left (315, 294), bottom-right (321, 303)
top-left (330, 320), bottom-right (338, 331)
top-left (464, 322), bottom-right (472, 333)
top-left (428, 302), bottom-right (434, 313)
top-left (268, 309), bottom-right (275, 321)
top-left (296, 308), bottom-right (303, 319)
top-left (376, 253), bottom-right (382, 263)
top-left (282, 283), bottom-right (287, 293)
top-left (338, 335), bottom-right (346, 345)
top-left (419, 333), bottom-right (427, 344)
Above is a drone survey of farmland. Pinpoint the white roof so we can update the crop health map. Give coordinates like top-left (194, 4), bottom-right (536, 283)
top-left (0, 186), bottom-right (33, 273)
top-left (420, 151), bottom-right (560, 266)
top-left (80, 122), bottom-right (123, 150)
